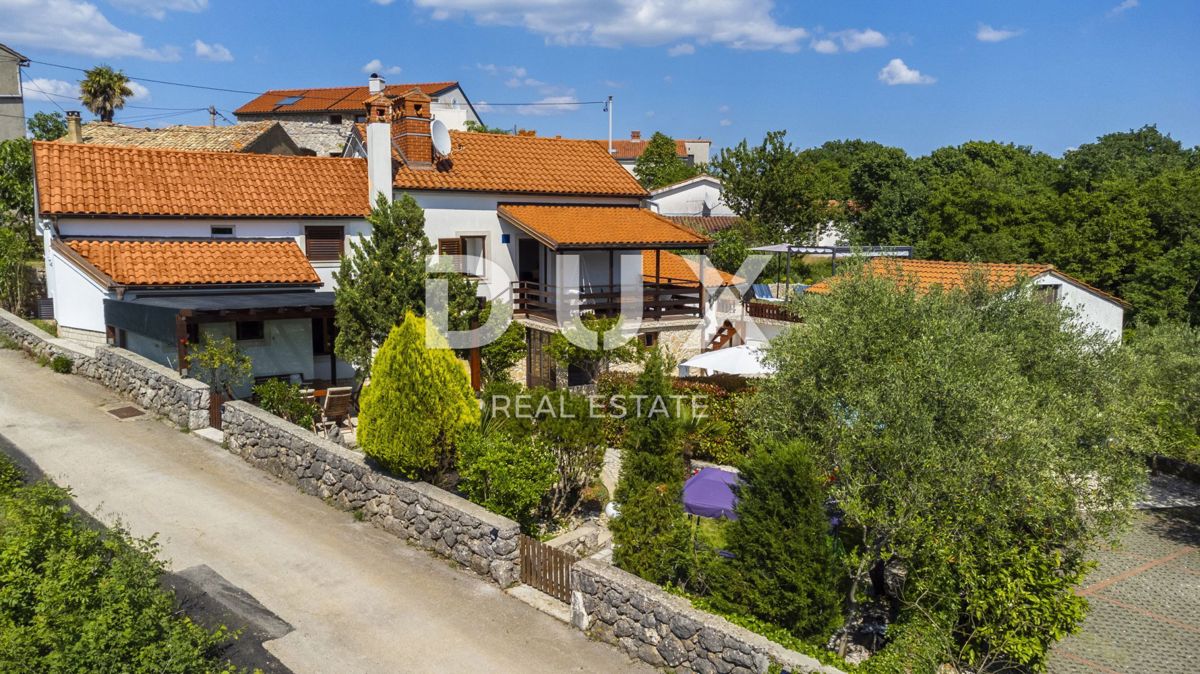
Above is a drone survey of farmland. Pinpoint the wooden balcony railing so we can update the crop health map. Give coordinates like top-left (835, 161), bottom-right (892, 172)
top-left (512, 280), bottom-right (704, 321)
top-left (746, 300), bottom-right (800, 322)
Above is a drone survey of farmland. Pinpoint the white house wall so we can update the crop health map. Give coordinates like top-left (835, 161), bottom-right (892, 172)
top-left (1034, 274), bottom-right (1124, 342)
top-left (45, 244), bottom-right (109, 334)
top-left (647, 179), bottom-right (733, 217)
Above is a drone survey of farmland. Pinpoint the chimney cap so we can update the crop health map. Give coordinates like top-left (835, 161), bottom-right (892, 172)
top-left (369, 72), bottom-right (380, 78)
top-left (66, 110), bottom-right (81, 119)
top-left (630, 130), bottom-right (641, 140)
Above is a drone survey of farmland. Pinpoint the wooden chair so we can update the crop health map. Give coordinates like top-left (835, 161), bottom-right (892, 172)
top-left (321, 386), bottom-right (354, 430)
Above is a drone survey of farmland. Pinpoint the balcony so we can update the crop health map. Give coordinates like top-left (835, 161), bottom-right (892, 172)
top-left (746, 300), bottom-right (800, 323)
top-left (512, 280), bottom-right (704, 322)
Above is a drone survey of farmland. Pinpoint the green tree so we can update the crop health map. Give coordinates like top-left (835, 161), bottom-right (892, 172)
top-left (0, 229), bottom-right (31, 313)
top-left (0, 139), bottom-right (34, 245)
top-left (633, 131), bottom-right (699, 189)
top-left (457, 430), bottom-right (556, 531)
top-left (357, 313), bottom-right (479, 482)
top-left (1126, 321), bottom-right (1200, 463)
top-left (26, 111), bottom-right (67, 140)
top-left (546, 314), bottom-right (644, 384)
top-left (334, 194), bottom-right (434, 377)
top-left (79, 64), bottom-right (134, 122)
top-left (188, 334), bottom-right (252, 398)
top-left (0, 459), bottom-right (236, 673)
top-left (480, 313), bottom-right (526, 385)
top-left (463, 120), bottom-right (512, 134)
top-left (755, 265), bottom-right (1146, 669)
top-left (710, 441), bottom-right (842, 640)
top-left (707, 226), bottom-right (750, 274)
top-left (610, 350), bottom-right (692, 585)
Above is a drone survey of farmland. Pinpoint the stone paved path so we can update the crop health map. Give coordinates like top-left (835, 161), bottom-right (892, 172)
top-left (1049, 475), bottom-right (1200, 674)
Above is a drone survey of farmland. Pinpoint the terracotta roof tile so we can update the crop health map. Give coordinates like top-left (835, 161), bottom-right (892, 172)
top-left (65, 238), bottom-right (320, 287)
top-left (642, 250), bottom-right (738, 286)
top-left (63, 121), bottom-right (286, 153)
top-left (667, 215), bottom-right (743, 234)
top-left (235, 83), bottom-right (458, 115)
top-left (34, 142), bottom-right (369, 218)
top-left (590, 138), bottom-right (706, 161)
top-left (498, 204), bottom-right (710, 249)
top-left (355, 126), bottom-right (647, 197)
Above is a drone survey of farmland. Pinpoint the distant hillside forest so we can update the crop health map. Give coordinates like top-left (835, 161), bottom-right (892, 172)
top-left (710, 125), bottom-right (1200, 326)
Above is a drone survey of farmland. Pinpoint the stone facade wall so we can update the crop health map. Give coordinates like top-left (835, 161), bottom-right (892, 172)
top-left (570, 559), bottom-right (841, 674)
top-left (221, 401), bottom-right (521, 586)
top-left (92, 346), bottom-right (211, 429)
top-left (0, 308), bottom-right (100, 377)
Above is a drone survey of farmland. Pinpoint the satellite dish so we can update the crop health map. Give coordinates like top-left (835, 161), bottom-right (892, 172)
top-left (431, 119), bottom-right (452, 158)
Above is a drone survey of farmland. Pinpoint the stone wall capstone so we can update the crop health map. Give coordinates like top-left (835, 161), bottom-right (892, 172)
top-left (0, 308), bottom-right (99, 378)
top-left (570, 559), bottom-right (842, 674)
top-left (221, 401), bottom-right (521, 586)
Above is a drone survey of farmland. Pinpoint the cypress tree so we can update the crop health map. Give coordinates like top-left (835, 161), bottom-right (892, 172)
top-left (713, 441), bottom-right (842, 639)
top-left (357, 312), bottom-right (479, 482)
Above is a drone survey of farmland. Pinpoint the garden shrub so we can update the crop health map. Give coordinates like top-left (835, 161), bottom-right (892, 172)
top-left (357, 312), bottom-right (479, 482)
top-left (710, 441), bottom-right (842, 640)
top-left (610, 350), bottom-right (693, 586)
top-left (49, 355), bottom-right (72, 374)
top-left (1125, 321), bottom-right (1200, 464)
top-left (457, 430), bottom-right (556, 531)
top-left (0, 457), bottom-right (236, 673)
top-left (252, 379), bottom-right (319, 428)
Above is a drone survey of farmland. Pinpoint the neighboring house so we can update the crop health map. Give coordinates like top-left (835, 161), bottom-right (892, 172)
top-left (593, 131), bottom-right (711, 176)
top-left (32, 141), bottom-right (370, 389)
top-left (645, 175), bottom-right (743, 235)
top-left (276, 121), bottom-right (353, 156)
top-left (0, 43), bottom-right (29, 141)
top-left (59, 117), bottom-right (300, 155)
top-left (234, 75), bottom-right (481, 131)
top-left (343, 83), bottom-right (720, 386)
top-left (806, 258), bottom-right (1128, 342)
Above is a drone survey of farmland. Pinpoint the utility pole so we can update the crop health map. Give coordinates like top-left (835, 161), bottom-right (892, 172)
top-left (208, 105), bottom-right (217, 127)
top-left (605, 95), bottom-right (613, 154)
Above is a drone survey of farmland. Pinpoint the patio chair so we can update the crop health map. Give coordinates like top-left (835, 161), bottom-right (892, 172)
top-left (321, 386), bottom-right (354, 431)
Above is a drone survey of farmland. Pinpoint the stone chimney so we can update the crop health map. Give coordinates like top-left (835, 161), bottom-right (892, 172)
top-left (365, 92), bottom-right (394, 204)
top-left (368, 73), bottom-right (385, 95)
top-left (394, 88), bottom-right (433, 168)
top-left (630, 130), bottom-right (641, 141)
top-left (66, 111), bottom-right (82, 143)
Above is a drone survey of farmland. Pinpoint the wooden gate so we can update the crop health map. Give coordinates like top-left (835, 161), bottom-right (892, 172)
top-left (519, 535), bottom-right (578, 603)
top-left (209, 392), bottom-right (226, 430)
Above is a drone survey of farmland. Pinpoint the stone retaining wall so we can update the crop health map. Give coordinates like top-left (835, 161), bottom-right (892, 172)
top-left (0, 309), bottom-right (99, 377)
top-left (221, 401), bottom-right (521, 586)
top-left (91, 346), bottom-right (210, 429)
top-left (570, 559), bottom-right (841, 674)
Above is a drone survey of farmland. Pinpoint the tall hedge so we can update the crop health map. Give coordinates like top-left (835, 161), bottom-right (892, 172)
top-left (357, 312), bottom-right (479, 481)
top-left (712, 441), bottom-right (842, 639)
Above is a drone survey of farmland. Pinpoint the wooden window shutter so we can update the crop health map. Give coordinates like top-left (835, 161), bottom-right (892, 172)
top-left (305, 226), bottom-right (344, 261)
top-left (437, 238), bottom-right (465, 273)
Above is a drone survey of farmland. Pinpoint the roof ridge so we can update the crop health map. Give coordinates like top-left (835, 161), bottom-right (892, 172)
top-left (258, 81), bottom-right (458, 94)
top-left (35, 140), bottom-right (365, 164)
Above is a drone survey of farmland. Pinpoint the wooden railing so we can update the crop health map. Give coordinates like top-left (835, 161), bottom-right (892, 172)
top-left (512, 280), bottom-right (704, 321)
top-left (747, 301), bottom-right (800, 322)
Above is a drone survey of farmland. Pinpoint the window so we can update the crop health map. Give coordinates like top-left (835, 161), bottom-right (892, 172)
top-left (437, 236), bottom-right (486, 277)
top-left (329, 115), bottom-right (342, 125)
top-left (305, 226), bottom-right (344, 262)
top-left (276, 95), bottom-right (302, 106)
top-left (236, 321), bottom-right (265, 341)
top-left (642, 332), bottom-right (659, 347)
top-left (1036, 284), bottom-right (1061, 305)
top-left (210, 225), bottom-right (235, 238)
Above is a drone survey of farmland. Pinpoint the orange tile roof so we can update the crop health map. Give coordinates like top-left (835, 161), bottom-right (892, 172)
top-left (806, 258), bottom-right (1129, 306)
top-left (34, 142), bottom-right (369, 218)
top-left (642, 250), bottom-right (739, 286)
top-left (65, 238), bottom-right (321, 287)
top-left (590, 138), bottom-right (706, 161)
top-left (667, 215), bottom-right (743, 234)
top-left (354, 126), bottom-right (647, 197)
top-left (234, 82), bottom-right (459, 115)
top-left (498, 204), bottom-right (710, 250)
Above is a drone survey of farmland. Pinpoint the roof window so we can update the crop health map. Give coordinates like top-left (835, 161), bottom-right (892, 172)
top-left (276, 95), bottom-right (302, 107)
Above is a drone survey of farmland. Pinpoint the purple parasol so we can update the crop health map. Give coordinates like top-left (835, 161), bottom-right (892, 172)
top-left (682, 467), bottom-right (741, 520)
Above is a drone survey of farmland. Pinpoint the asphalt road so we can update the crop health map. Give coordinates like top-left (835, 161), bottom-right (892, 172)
top-left (0, 348), bottom-right (647, 674)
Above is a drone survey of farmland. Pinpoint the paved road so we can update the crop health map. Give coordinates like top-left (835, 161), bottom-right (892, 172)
top-left (0, 349), bottom-right (647, 674)
top-left (1049, 475), bottom-right (1200, 674)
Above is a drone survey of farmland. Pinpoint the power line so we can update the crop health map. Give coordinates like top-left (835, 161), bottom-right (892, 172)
top-left (21, 73), bottom-right (67, 114)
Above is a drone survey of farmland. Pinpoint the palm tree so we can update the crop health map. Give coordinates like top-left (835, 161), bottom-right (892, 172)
top-left (79, 65), bottom-right (133, 123)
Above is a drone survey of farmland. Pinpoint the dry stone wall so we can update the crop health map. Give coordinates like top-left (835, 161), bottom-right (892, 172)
top-left (571, 559), bottom-right (841, 674)
top-left (0, 309), bottom-right (99, 377)
top-left (221, 401), bottom-right (521, 586)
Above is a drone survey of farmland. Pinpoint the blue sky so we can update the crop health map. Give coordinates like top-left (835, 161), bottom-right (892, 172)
top-left (4, 0), bottom-right (1198, 156)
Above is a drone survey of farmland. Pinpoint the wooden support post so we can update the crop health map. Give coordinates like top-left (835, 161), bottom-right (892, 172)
top-left (654, 249), bottom-right (661, 319)
top-left (468, 316), bottom-right (482, 392)
top-left (174, 313), bottom-right (190, 376)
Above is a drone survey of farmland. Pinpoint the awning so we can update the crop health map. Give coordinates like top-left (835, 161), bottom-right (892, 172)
top-left (679, 343), bottom-right (773, 377)
top-left (104, 292), bottom-right (335, 344)
top-left (497, 204), bottom-right (711, 250)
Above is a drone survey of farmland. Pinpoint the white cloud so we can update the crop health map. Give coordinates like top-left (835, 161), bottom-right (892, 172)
top-left (719, 119), bottom-right (732, 127)
top-left (718, 104), bottom-right (730, 113)
top-left (878, 58), bottom-right (935, 85)
top-left (1108, 0), bottom-right (1138, 17)
top-left (22, 78), bottom-right (77, 102)
top-left (0, 0), bottom-right (179, 60)
top-left (645, 110), bottom-right (655, 118)
top-left (668, 43), bottom-right (695, 56)
top-left (811, 38), bottom-right (838, 54)
top-left (517, 95), bottom-right (580, 116)
top-left (362, 58), bottom-right (402, 75)
top-left (127, 81), bottom-right (150, 101)
top-left (976, 24), bottom-right (1022, 42)
top-left (811, 27), bottom-right (887, 53)
top-left (413, 0), bottom-right (810, 52)
top-left (193, 39), bottom-right (233, 62)
top-left (602, 79), bottom-right (624, 88)
top-left (109, 0), bottom-right (207, 20)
